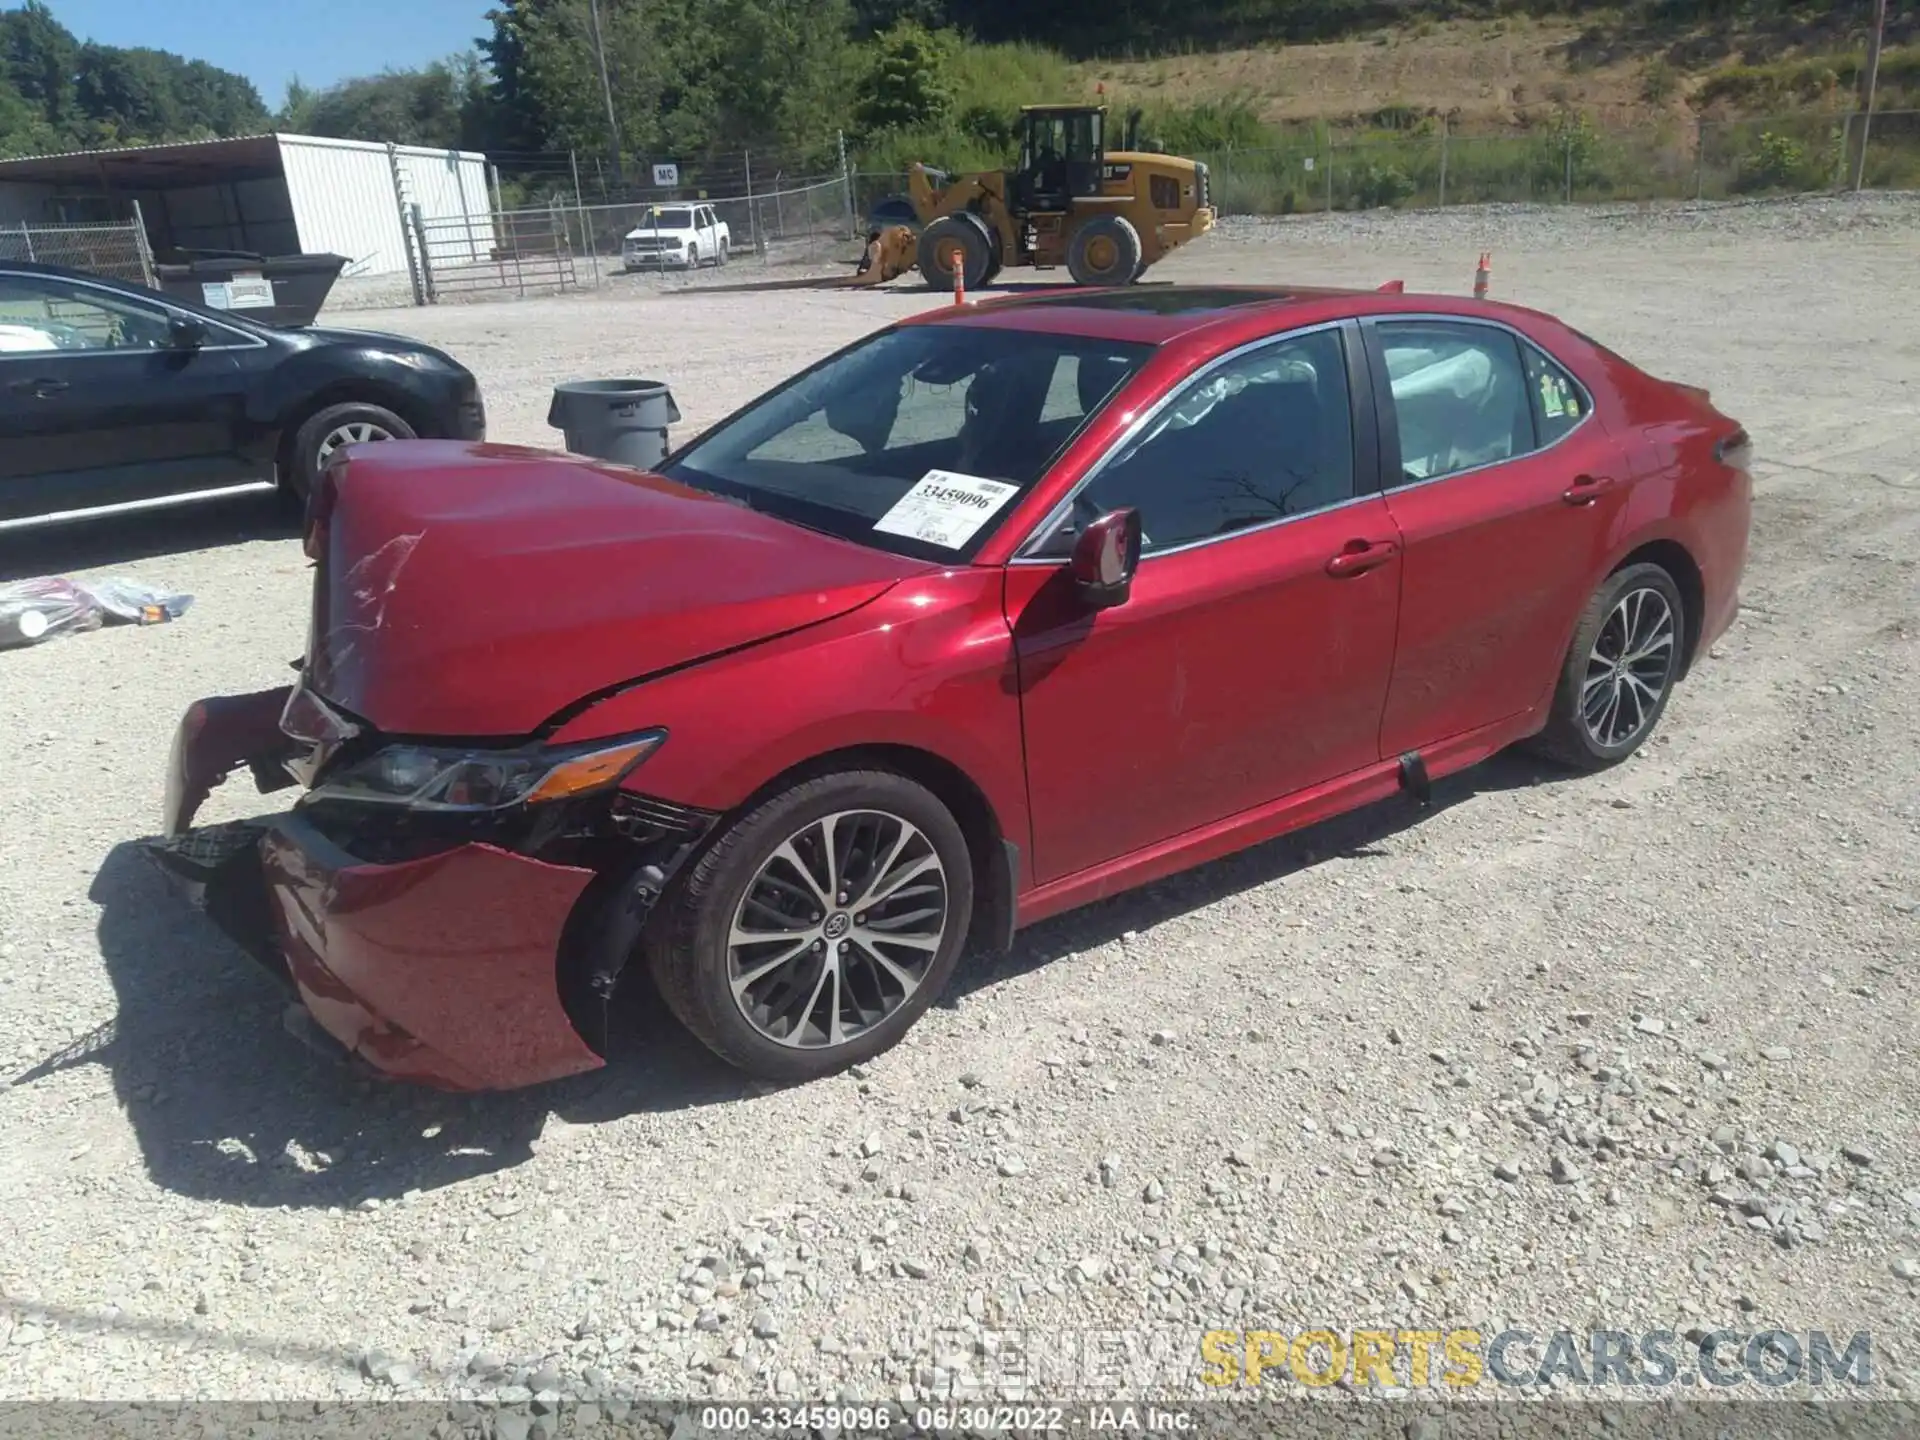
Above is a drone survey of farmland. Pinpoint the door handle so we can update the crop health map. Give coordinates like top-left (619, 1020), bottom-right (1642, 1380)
top-left (1326, 538), bottom-right (1400, 578)
top-left (9, 378), bottom-right (68, 398)
top-left (1562, 474), bottom-right (1616, 506)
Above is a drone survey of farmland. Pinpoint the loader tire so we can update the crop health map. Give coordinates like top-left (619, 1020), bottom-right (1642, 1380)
top-left (1067, 214), bottom-right (1144, 287)
top-left (919, 214), bottom-right (992, 293)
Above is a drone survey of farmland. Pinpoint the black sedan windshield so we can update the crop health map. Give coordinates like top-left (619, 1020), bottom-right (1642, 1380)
top-left (661, 325), bottom-right (1152, 562)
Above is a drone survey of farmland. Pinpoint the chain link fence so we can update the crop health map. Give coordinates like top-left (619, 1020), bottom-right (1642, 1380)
top-left (243, 106), bottom-right (1920, 309)
top-left (1188, 108), bottom-right (1920, 216)
top-left (404, 172), bottom-right (855, 304)
top-left (0, 219), bottom-right (153, 285)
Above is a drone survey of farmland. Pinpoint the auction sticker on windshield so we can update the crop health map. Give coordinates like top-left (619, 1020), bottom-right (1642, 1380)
top-left (873, 470), bottom-right (1019, 549)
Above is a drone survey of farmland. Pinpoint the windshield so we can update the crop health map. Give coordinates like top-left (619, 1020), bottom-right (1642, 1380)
top-left (661, 325), bottom-right (1153, 562)
top-left (640, 208), bottom-right (693, 229)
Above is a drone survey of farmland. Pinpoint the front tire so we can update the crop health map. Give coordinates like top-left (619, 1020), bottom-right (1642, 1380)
top-left (646, 770), bottom-right (974, 1082)
top-left (1067, 214), bottom-right (1144, 286)
top-left (1529, 562), bottom-right (1685, 771)
top-left (919, 214), bottom-right (992, 294)
top-left (288, 401), bottom-right (414, 501)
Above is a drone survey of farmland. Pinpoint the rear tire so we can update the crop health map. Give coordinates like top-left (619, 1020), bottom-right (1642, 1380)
top-left (1528, 562), bottom-right (1686, 771)
top-left (1067, 214), bottom-right (1144, 286)
top-left (287, 400), bottom-right (414, 503)
top-left (919, 214), bottom-right (992, 293)
top-left (716, 238), bottom-right (730, 266)
top-left (646, 770), bottom-right (974, 1083)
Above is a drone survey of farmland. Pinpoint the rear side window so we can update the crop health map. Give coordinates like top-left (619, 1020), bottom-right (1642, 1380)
top-left (1522, 342), bottom-right (1589, 445)
top-left (1375, 322), bottom-right (1533, 484)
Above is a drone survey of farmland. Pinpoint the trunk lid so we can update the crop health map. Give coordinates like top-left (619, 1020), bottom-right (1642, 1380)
top-left (304, 440), bottom-right (926, 736)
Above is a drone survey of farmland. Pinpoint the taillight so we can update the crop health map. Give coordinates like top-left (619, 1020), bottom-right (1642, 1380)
top-left (1715, 427), bottom-right (1752, 473)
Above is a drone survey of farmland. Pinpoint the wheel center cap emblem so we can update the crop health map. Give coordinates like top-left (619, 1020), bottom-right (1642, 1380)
top-left (823, 911), bottom-right (851, 940)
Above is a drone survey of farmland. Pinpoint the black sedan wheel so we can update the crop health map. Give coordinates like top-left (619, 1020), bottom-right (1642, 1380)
top-left (289, 401), bottom-right (415, 499)
top-left (647, 770), bottom-right (974, 1081)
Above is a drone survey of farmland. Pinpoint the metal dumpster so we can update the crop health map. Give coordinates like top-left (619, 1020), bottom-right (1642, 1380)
top-left (152, 250), bottom-right (351, 328)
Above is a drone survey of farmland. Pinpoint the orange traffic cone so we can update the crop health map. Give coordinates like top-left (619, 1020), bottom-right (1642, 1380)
top-left (951, 247), bottom-right (966, 306)
top-left (1473, 252), bottom-right (1491, 299)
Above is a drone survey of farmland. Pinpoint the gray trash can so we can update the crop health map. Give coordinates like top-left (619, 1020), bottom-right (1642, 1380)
top-left (547, 379), bottom-right (683, 470)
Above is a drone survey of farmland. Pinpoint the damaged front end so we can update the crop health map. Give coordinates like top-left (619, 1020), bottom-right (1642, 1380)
top-left (150, 687), bottom-right (301, 984)
top-left (145, 679), bottom-right (717, 1091)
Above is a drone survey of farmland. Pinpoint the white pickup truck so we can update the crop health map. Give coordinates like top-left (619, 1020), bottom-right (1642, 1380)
top-left (621, 203), bottom-right (731, 271)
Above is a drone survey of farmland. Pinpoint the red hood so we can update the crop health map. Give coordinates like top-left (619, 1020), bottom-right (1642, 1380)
top-left (305, 441), bottom-right (927, 735)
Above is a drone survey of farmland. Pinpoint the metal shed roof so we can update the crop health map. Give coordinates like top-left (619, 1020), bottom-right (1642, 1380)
top-left (0, 134), bottom-right (285, 189)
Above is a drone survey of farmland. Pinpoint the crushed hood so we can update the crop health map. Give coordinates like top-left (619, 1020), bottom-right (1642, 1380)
top-left (305, 441), bottom-right (927, 736)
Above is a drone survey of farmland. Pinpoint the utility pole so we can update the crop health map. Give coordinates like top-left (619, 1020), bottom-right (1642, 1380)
top-left (1853, 0), bottom-right (1887, 191)
top-left (587, 0), bottom-right (625, 181)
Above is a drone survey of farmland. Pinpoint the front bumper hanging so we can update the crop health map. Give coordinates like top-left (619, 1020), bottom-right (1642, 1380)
top-left (145, 687), bottom-right (717, 1092)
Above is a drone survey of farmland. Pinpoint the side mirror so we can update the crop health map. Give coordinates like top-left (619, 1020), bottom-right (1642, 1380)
top-left (1068, 508), bottom-right (1142, 610)
top-left (168, 316), bottom-right (206, 350)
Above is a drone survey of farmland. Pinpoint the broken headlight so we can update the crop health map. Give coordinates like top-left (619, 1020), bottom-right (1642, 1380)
top-left (304, 730), bottom-right (666, 813)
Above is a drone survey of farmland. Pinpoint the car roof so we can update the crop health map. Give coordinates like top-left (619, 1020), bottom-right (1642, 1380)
top-left (902, 283), bottom-right (1552, 347)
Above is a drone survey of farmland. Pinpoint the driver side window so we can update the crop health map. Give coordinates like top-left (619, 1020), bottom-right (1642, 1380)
top-left (1040, 327), bottom-right (1356, 557)
top-left (0, 276), bottom-right (173, 353)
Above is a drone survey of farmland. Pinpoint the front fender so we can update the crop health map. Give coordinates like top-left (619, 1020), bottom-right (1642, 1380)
top-left (254, 351), bottom-right (450, 435)
top-left (545, 569), bottom-right (1029, 864)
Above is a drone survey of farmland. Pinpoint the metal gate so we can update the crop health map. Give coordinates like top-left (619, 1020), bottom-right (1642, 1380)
top-left (409, 203), bottom-right (581, 302)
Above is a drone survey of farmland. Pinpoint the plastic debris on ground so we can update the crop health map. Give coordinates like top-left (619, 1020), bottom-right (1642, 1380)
top-left (0, 575), bottom-right (194, 651)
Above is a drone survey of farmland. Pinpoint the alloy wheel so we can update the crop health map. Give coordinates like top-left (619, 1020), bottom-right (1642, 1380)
top-left (727, 809), bottom-right (949, 1050)
top-left (1581, 586), bottom-right (1676, 748)
top-left (316, 420), bottom-right (396, 465)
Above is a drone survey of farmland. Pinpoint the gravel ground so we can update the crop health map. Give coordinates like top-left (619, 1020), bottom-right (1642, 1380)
top-left (0, 193), bottom-right (1916, 1410)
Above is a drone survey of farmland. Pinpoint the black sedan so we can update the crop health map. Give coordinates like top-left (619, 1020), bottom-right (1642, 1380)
top-left (0, 260), bottom-right (484, 532)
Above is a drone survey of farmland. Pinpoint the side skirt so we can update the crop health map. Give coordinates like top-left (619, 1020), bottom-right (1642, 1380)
top-left (1014, 707), bottom-right (1544, 929)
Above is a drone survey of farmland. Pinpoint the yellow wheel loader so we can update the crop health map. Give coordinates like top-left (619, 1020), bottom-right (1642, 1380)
top-left (853, 104), bottom-right (1215, 291)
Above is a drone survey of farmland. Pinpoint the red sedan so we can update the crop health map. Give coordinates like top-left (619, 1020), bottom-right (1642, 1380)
top-left (155, 284), bottom-right (1751, 1090)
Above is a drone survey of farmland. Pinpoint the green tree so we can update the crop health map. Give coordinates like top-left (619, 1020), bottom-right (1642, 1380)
top-left (709, 0), bottom-right (857, 155)
top-left (70, 42), bottom-right (267, 146)
top-left (0, 0), bottom-right (78, 134)
top-left (296, 61), bottom-right (484, 149)
top-left (0, 74), bottom-right (62, 158)
top-left (173, 58), bottom-right (271, 136)
top-left (849, 0), bottom-right (949, 38)
top-left (500, 0), bottom-right (725, 158)
top-left (853, 21), bottom-right (958, 137)
top-left (476, 4), bottom-right (548, 152)
top-left (277, 76), bottom-right (317, 132)
top-left (75, 44), bottom-right (183, 144)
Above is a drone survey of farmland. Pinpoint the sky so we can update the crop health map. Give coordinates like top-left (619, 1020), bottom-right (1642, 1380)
top-left (24, 0), bottom-right (494, 109)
